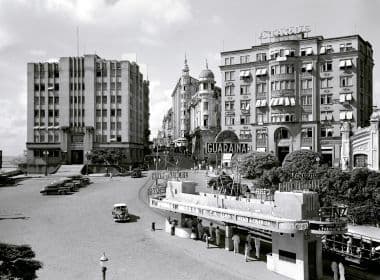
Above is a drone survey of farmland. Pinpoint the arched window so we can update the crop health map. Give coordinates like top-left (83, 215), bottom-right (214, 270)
top-left (276, 127), bottom-right (290, 140)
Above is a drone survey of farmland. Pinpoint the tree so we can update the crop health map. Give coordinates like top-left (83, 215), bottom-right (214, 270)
top-left (236, 152), bottom-right (280, 179)
top-left (282, 150), bottom-right (322, 175)
top-left (0, 243), bottom-right (42, 280)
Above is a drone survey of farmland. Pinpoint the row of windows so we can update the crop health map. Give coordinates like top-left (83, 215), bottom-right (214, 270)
top-left (34, 121), bottom-right (59, 126)
top-left (34, 64), bottom-right (59, 78)
top-left (254, 126), bottom-right (334, 141)
top-left (33, 133), bottom-right (60, 143)
top-left (225, 79), bottom-right (352, 94)
top-left (95, 134), bottom-right (122, 143)
top-left (71, 109), bottom-right (85, 117)
top-left (34, 110), bottom-right (59, 117)
top-left (95, 95), bottom-right (122, 104)
top-left (223, 43), bottom-right (354, 65)
top-left (225, 61), bottom-right (353, 81)
top-left (34, 84), bottom-right (59, 91)
top-left (70, 83), bottom-right (85, 91)
top-left (271, 80), bottom-right (295, 91)
top-left (95, 122), bottom-right (122, 129)
top-left (95, 82), bottom-right (122, 90)
top-left (34, 96), bottom-right (59, 105)
top-left (70, 96), bottom-right (85, 104)
top-left (33, 150), bottom-right (60, 157)
top-left (271, 64), bottom-right (294, 75)
top-left (96, 109), bottom-right (122, 117)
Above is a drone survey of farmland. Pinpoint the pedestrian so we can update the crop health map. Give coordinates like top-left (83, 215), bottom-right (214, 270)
top-left (203, 232), bottom-right (210, 248)
top-left (110, 171), bottom-right (113, 180)
top-left (254, 237), bottom-right (261, 259)
top-left (209, 222), bottom-right (214, 241)
top-left (215, 226), bottom-right (221, 246)
top-left (331, 261), bottom-right (338, 280)
top-left (244, 241), bottom-right (252, 262)
top-left (338, 262), bottom-right (345, 280)
top-left (151, 222), bottom-right (155, 231)
top-left (197, 220), bottom-right (204, 240)
top-left (232, 233), bottom-right (240, 255)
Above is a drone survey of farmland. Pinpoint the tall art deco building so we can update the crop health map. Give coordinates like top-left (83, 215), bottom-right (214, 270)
top-left (26, 55), bottom-right (150, 170)
top-left (220, 31), bottom-right (373, 166)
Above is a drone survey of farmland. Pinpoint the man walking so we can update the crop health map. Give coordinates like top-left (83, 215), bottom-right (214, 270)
top-left (215, 226), bottom-right (221, 247)
top-left (209, 222), bottom-right (214, 241)
top-left (232, 233), bottom-right (240, 255)
top-left (197, 220), bottom-right (204, 240)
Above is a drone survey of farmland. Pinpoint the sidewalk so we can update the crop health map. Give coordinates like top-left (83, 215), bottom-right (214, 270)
top-left (147, 223), bottom-right (289, 280)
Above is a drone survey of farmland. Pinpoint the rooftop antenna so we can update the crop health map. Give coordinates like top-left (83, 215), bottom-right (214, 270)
top-left (205, 58), bottom-right (208, 69)
top-left (222, 40), bottom-right (225, 51)
top-left (76, 26), bottom-right (79, 56)
top-left (146, 64), bottom-right (149, 81)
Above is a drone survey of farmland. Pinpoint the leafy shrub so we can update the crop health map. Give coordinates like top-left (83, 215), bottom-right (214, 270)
top-left (236, 152), bottom-right (279, 179)
top-left (0, 243), bottom-right (42, 280)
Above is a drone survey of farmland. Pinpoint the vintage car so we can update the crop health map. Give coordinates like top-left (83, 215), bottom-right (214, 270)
top-left (69, 175), bottom-right (91, 187)
top-left (131, 168), bottom-right (142, 178)
top-left (40, 180), bottom-right (71, 195)
top-left (112, 203), bottom-right (130, 222)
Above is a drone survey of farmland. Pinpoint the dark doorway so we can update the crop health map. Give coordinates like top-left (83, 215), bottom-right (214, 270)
top-left (308, 241), bottom-right (317, 280)
top-left (71, 150), bottom-right (83, 164)
top-left (277, 146), bottom-right (289, 163)
top-left (322, 153), bottom-right (333, 167)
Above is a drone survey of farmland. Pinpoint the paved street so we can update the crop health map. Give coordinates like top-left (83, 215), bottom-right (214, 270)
top-left (0, 172), bottom-right (288, 280)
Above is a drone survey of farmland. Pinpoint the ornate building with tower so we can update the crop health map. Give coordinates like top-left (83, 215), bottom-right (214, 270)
top-left (188, 62), bottom-right (221, 161)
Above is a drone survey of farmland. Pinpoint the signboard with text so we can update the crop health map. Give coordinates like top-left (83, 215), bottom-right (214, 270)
top-left (205, 143), bottom-right (249, 154)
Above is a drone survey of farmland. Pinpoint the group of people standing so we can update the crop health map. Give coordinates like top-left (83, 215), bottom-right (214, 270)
top-left (191, 219), bottom-right (260, 261)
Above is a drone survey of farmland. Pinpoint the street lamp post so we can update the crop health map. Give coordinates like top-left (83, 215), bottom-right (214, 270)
top-left (43, 150), bottom-right (49, 176)
top-left (99, 252), bottom-right (109, 280)
top-left (85, 151), bottom-right (90, 175)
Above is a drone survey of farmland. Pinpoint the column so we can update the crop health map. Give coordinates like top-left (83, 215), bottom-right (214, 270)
top-left (225, 224), bottom-right (233, 251)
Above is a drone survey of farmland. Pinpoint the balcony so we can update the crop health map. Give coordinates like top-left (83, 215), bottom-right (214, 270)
top-left (256, 138), bottom-right (267, 147)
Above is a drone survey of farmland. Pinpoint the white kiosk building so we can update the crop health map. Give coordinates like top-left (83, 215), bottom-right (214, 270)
top-left (150, 180), bottom-right (347, 280)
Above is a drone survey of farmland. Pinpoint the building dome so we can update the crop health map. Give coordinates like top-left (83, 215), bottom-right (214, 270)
top-left (199, 69), bottom-right (214, 80)
top-left (199, 59), bottom-right (214, 80)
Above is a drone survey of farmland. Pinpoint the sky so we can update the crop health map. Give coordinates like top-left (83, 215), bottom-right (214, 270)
top-left (0, 0), bottom-right (379, 156)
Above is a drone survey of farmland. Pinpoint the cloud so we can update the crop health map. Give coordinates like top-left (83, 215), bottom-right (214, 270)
top-left (211, 15), bottom-right (222, 25)
top-left (29, 49), bottom-right (47, 56)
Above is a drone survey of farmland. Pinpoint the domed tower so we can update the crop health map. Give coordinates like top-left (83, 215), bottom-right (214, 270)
top-left (198, 60), bottom-right (216, 129)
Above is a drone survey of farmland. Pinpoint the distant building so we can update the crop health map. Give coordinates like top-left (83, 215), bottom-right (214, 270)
top-left (220, 32), bottom-right (373, 166)
top-left (171, 57), bottom-right (198, 149)
top-left (26, 55), bottom-right (150, 171)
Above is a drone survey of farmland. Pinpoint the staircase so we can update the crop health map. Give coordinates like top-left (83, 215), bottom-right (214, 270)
top-left (52, 164), bottom-right (85, 177)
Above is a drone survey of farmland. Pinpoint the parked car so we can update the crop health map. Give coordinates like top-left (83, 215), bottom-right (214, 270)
top-left (112, 203), bottom-right (130, 222)
top-left (131, 169), bottom-right (142, 178)
top-left (0, 175), bottom-right (16, 186)
top-left (40, 181), bottom-right (71, 195)
top-left (68, 175), bottom-right (91, 187)
top-left (64, 181), bottom-right (81, 192)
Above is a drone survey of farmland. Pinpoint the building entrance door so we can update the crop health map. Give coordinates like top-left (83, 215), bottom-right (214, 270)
top-left (277, 146), bottom-right (289, 163)
top-left (71, 150), bottom-right (83, 164)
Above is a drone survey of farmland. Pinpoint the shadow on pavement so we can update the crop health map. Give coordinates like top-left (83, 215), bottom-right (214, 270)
top-left (128, 214), bottom-right (140, 223)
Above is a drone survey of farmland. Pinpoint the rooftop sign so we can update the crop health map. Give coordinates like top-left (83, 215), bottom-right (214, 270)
top-left (205, 143), bottom-right (249, 154)
top-left (259, 25), bottom-right (311, 40)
